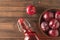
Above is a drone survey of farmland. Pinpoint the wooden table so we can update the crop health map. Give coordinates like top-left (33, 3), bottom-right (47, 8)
top-left (0, 0), bottom-right (60, 40)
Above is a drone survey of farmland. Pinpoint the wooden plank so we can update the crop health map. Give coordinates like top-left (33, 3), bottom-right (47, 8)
top-left (0, 12), bottom-right (38, 17)
top-left (0, 23), bottom-right (15, 31)
top-left (0, 7), bottom-right (25, 12)
top-left (0, 32), bottom-right (24, 38)
top-left (0, 22), bottom-right (24, 38)
top-left (39, 0), bottom-right (60, 7)
top-left (0, 38), bottom-right (24, 40)
top-left (0, 1), bottom-right (33, 7)
top-left (0, 0), bottom-right (20, 2)
top-left (0, 12), bottom-right (25, 17)
top-left (0, 0), bottom-right (25, 2)
top-left (0, 17), bottom-right (25, 38)
top-left (0, 0), bottom-right (60, 7)
top-left (0, 2), bottom-right (24, 7)
top-left (0, 17), bottom-right (38, 22)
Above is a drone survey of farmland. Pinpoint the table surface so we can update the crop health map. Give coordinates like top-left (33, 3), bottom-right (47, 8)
top-left (0, 0), bottom-right (60, 40)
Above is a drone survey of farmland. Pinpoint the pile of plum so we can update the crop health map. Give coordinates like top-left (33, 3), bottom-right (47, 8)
top-left (40, 9), bottom-right (60, 37)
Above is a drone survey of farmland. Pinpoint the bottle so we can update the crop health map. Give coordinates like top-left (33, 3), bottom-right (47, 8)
top-left (17, 18), bottom-right (40, 40)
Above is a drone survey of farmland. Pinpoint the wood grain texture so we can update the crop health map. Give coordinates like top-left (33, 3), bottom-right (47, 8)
top-left (0, 0), bottom-right (60, 40)
top-left (0, 0), bottom-right (38, 40)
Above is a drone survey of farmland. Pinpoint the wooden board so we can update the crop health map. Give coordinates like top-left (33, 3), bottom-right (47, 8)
top-left (0, 0), bottom-right (60, 40)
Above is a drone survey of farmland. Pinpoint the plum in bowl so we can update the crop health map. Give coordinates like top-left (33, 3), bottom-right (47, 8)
top-left (39, 9), bottom-right (60, 37)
